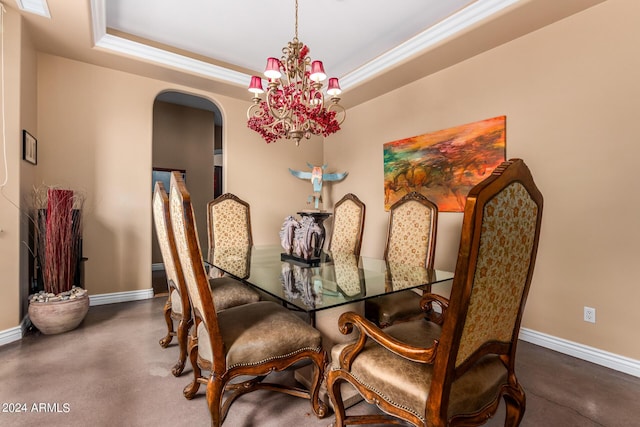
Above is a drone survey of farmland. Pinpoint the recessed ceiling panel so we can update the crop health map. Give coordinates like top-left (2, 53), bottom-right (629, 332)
top-left (105, 0), bottom-right (475, 78)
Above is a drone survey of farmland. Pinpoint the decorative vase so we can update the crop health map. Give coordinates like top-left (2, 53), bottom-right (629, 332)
top-left (28, 293), bottom-right (89, 335)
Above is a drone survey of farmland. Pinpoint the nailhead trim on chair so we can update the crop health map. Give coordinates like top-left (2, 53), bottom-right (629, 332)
top-left (331, 367), bottom-right (425, 422)
top-left (228, 346), bottom-right (323, 370)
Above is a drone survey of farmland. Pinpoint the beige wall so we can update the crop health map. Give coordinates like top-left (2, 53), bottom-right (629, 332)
top-left (30, 53), bottom-right (322, 301)
top-left (325, 0), bottom-right (640, 360)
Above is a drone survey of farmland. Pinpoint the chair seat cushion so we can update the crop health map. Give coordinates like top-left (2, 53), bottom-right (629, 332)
top-left (171, 277), bottom-right (259, 314)
top-left (365, 291), bottom-right (423, 326)
top-left (331, 320), bottom-right (508, 422)
top-left (198, 301), bottom-right (322, 369)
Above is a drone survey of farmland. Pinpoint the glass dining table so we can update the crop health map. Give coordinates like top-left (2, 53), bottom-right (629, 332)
top-left (206, 245), bottom-right (455, 322)
top-left (207, 244), bottom-right (455, 406)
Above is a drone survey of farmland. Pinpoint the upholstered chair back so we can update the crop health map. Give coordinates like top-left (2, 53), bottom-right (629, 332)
top-left (430, 158), bottom-right (543, 421)
top-left (456, 180), bottom-right (540, 367)
top-left (169, 172), bottom-right (224, 369)
top-left (207, 193), bottom-right (252, 254)
top-left (153, 182), bottom-right (189, 316)
top-left (384, 192), bottom-right (438, 268)
top-left (328, 193), bottom-right (366, 257)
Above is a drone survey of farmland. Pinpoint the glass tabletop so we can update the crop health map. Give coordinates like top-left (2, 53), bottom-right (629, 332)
top-left (207, 245), bottom-right (454, 314)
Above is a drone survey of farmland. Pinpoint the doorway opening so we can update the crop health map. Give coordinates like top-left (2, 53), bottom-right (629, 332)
top-left (151, 91), bottom-right (223, 294)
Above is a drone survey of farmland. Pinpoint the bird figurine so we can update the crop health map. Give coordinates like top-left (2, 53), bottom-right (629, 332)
top-left (289, 163), bottom-right (348, 210)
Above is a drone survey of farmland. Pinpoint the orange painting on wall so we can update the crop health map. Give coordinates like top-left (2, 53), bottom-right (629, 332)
top-left (383, 116), bottom-right (506, 212)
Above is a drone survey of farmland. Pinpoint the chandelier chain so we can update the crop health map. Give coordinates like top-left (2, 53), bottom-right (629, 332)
top-left (295, 0), bottom-right (299, 40)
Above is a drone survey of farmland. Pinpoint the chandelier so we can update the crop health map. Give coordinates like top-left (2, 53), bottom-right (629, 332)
top-left (246, 0), bottom-right (346, 145)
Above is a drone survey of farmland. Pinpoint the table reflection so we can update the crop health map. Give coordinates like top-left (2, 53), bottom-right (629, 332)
top-left (209, 245), bottom-right (251, 279)
top-left (385, 262), bottom-right (435, 291)
top-left (281, 263), bottom-right (322, 308)
top-left (280, 251), bottom-right (366, 309)
top-left (331, 251), bottom-right (364, 298)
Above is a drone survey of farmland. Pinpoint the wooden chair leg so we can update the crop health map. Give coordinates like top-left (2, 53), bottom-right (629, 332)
top-left (183, 335), bottom-right (202, 399)
top-left (503, 387), bottom-right (526, 427)
top-left (309, 352), bottom-right (328, 418)
top-left (159, 297), bottom-right (174, 348)
top-left (206, 375), bottom-right (225, 427)
top-left (326, 370), bottom-right (346, 427)
top-left (171, 317), bottom-right (190, 376)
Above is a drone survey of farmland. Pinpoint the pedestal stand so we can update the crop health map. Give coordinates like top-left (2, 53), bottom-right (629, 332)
top-left (297, 211), bottom-right (332, 258)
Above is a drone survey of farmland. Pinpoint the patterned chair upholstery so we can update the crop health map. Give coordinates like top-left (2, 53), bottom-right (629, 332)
top-left (169, 172), bottom-right (328, 426)
top-left (328, 193), bottom-right (366, 257)
top-left (365, 191), bottom-right (438, 327)
top-left (327, 159), bottom-right (543, 427)
top-left (152, 182), bottom-right (258, 377)
top-left (207, 193), bottom-right (252, 259)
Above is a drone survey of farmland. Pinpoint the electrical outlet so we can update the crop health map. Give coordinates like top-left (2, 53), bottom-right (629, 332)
top-left (584, 306), bottom-right (596, 323)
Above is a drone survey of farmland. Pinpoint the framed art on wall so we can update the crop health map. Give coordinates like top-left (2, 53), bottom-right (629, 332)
top-left (23, 130), bottom-right (37, 165)
top-left (383, 116), bottom-right (506, 212)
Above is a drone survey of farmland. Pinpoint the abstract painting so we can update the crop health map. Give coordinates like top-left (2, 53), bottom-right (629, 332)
top-left (383, 116), bottom-right (506, 212)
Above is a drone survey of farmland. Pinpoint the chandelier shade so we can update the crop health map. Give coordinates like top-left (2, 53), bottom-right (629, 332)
top-left (309, 61), bottom-right (326, 82)
top-left (247, 0), bottom-right (346, 145)
top-left (327, 78), bottom-right (342, 96)
top-left (264, 58), bottom-right (282, 80)
top-left (248, 76), bottom-right (265, 94)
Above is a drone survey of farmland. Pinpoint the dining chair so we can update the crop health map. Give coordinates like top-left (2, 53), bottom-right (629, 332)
top-left (327, 158), bottom-right (544, 427)
top-left (153, 181), bottom-right (192, 376)
top-left (168, 171), bottom-right (328, 426)
top-left (152, 182), bottom-right (259, 377)
top-left (365, 191), bottom-right (438, 327)
top-left (328, 193), bottom-right (366, 257)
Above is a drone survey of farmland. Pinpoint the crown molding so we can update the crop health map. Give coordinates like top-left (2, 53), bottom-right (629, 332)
top-left (89, 0), bottom-right (521, 92)
top-left (15, 0), bottom-right (50, 18)
top-left (340, 0), bottom-right (520, 90)
top-left (90, 0), bottom-right (250, 87)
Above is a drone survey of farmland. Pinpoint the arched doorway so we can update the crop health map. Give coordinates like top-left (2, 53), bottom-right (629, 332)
top-left (151, 91), bottom-right (223, 285)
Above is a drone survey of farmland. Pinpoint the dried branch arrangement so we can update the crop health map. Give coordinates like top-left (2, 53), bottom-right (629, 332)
top-left (32, 186), bottom-right (86, 295)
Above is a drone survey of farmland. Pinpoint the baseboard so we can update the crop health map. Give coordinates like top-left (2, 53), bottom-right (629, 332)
top-left (152, 263), bottom-right (164, 271)
top-left (520, 327), bottom-right (640, 378)
top-left (89, 288), bottom-right (154, 306)
top-left (0, 325), bottom-right (22, 346)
